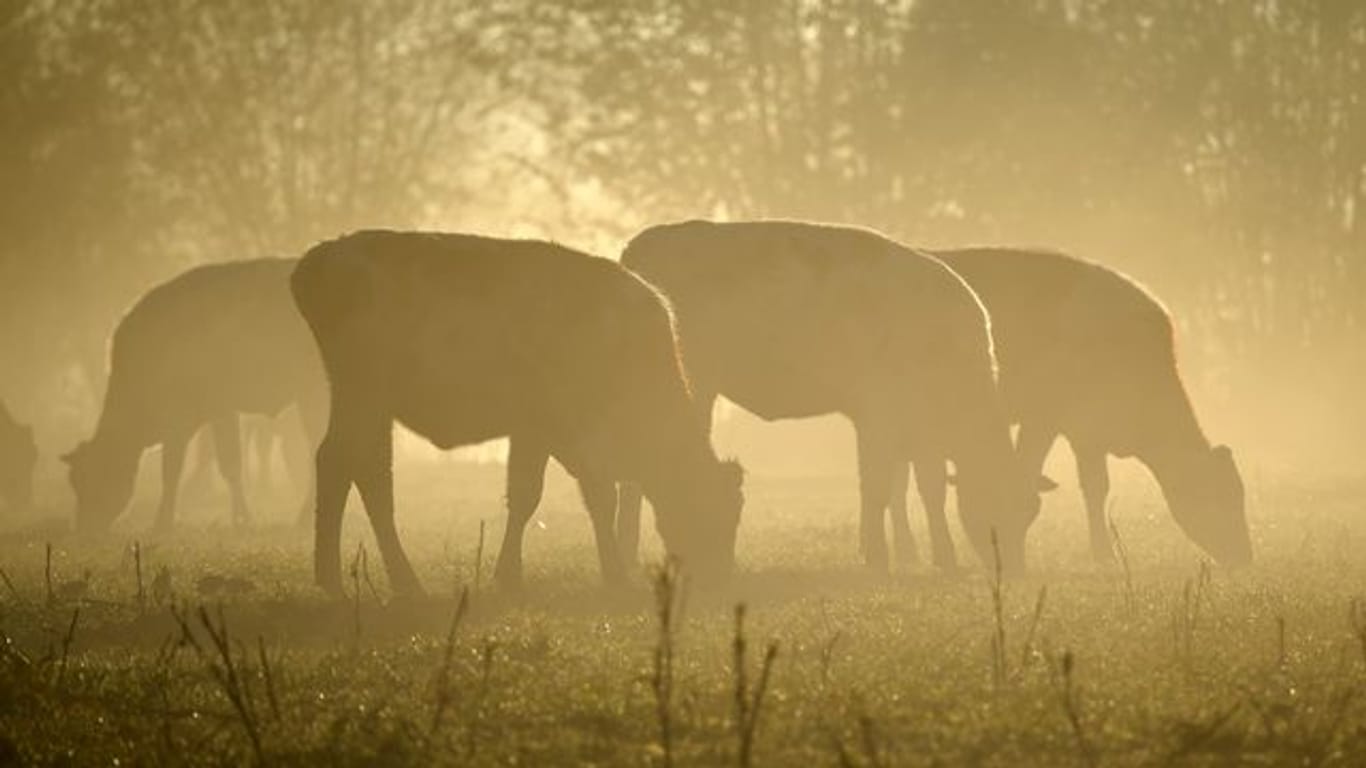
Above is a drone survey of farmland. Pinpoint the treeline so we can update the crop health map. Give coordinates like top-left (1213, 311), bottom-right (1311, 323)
top-left (2, 0), bottom-right (1363, 450)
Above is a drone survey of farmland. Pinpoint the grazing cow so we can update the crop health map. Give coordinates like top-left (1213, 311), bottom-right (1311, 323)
top-left (63, 259), bottom-right (327, 531)
top-left (0, 399), bottom-right (37, 513)
top-left (903, 248), bottom-right (1250, 565)
top-left (181, 412), bottom-right (314, 512)
top-left (617, 220), bottom-right (1038, 573)
top-left (291, 230), bottom-right (743, 596)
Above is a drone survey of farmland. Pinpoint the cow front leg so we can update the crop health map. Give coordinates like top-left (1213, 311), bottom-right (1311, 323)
top-left (855, 422), bottom-right (895, 573)
top-left (616, 390), bottom-right (714, 567)
top-left (211, 414), bottom-right (249, 525)
top-left (615, 482), bottom-right (645, 567)
top-left (1015, 422), bottom-right (1059, 495)
top-left (294, 394), bottom-right (328, 528)
top-left (912, 455), bottom-right (956, 570)
top-left (282, 419), bottom-right (316, 528)
top-left (155, 431), bottom-right (192, 532)
top-left (495, 437), bottom-right (549, 591)
top-left (1072, 438), bottom-right (1113, 563)
top-left (580, 475), bottom-right (625, 586)
top-left (888, 461), bottom-right (919, 567)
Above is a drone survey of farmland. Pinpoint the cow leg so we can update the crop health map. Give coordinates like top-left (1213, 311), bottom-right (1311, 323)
top-left (1072, 439), bottom-right (1113, 562)
top-left (181, 430), bottom-right (216, 503)
top-left (1015, 423), bottom-right (1059, 493)
top-left (349, 419), bottom-right (422, 596)
top-left (495, 437), bottom-right (549, 590)
top-left (615, 482), bottom-right (645, 567)
top-left (855, 421), bottom-right (895, 572)
top-left (249, 420), bottom-right (275, 494)
top-left (581, 475), bottom-right (626, 586)
top-left (211, 415), bottom-right (249, 525)
top-left (912, 455), bottom-right (956, 570)
top-left (617, 390), bottom-right (715, 567)
top-left (280, 422), bottom-right (311, 516)
top-left (155, 431), bottom-right (192, 531)
top-left (312, 426), bottom-right (353, 597)
top-left (888, 461), bottom-right (918, 567)
top-left (293, 397), bottom-right (328, 528)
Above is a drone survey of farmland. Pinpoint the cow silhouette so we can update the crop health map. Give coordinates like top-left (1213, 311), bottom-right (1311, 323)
top-left (63, 259), bottom-right (327, 531)
top-left (617, 220), bottom-right (1038, 573)
top-left (0, 399), bottom-right (36, 513)
top-left (909, 248), bottom-right (1251, 566)
top-left (291, 230), bottom-right (743, 596)
top-left (180, 413), bottom-right (314, 511)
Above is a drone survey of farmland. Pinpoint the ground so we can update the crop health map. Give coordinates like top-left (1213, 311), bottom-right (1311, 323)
top-left (1, 456), bottom-right (1364, 766)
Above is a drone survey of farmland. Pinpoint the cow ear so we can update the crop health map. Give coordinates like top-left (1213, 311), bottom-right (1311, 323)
top-left (1037, 474), bottom-right (1059, 492)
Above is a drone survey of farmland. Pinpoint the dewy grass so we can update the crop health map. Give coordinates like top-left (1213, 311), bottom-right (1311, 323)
top-left (171, 604), bottom-right (266, 766)
top-left (0, 473), bottom-right (1361, 765)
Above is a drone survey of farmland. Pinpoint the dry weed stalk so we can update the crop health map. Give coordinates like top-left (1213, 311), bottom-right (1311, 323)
top-left (1107, 509), bottom-right (1135, 613)
top-left (650, 558), bottom-right (682, 768)
top-left (171, 605), bottom-right (266, 765)
top-left (989, 529), bottom-right (1007, 689)
top-left (429, 586), bottom-right (471, 737)
top-left (731, 603), bottom-right (779, 768)
top-left (1055, 649), bottom-right (1097, 768)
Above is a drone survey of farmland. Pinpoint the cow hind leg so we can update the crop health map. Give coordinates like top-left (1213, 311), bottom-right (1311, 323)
top-left (854, 422), bottom-right (895, 573)
top-left (211, 415), bottom-right (249, 525)
top-left (155, 432), bottom-right (192, 532)
top-left (1073, 440), bottom-right (1114, 562)
top-left (312, 430), bottom-right (353, 597)
top-left (495, 437), bottom-right (549, 591)
top-left (349, 423), bottom-right (422, 597)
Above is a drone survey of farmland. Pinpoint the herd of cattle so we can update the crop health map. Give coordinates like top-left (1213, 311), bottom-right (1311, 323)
top-left (0, 220), bottom-right (1250, 594)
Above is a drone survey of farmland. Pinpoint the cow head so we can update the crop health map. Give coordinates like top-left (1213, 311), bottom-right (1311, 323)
top-left (954, 449), bottom-right (1043, 576)
top-left (651, 458), bottom-right (744, 584)
top-left (1166, 444), bottom-right (1251, 566)
top-left (62, 439), bottom-right (138, 532)
top-left (0, 422), bottom-right (37, 513)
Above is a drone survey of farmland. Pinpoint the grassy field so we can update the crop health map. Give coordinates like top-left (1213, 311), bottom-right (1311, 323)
top-left (1, 457), bottom-right (1365, 766)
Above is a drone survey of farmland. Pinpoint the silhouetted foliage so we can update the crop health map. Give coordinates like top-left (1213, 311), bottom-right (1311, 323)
top-left (1, 0), bottom-right (1363, 457)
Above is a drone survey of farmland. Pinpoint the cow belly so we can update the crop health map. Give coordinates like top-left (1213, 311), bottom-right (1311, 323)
top-left (716, 375), bottom-right (844, 421)
top-left (686, 324), bottom-right (863, 422)
top-left (397, 408), bottom-right (510, 451)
